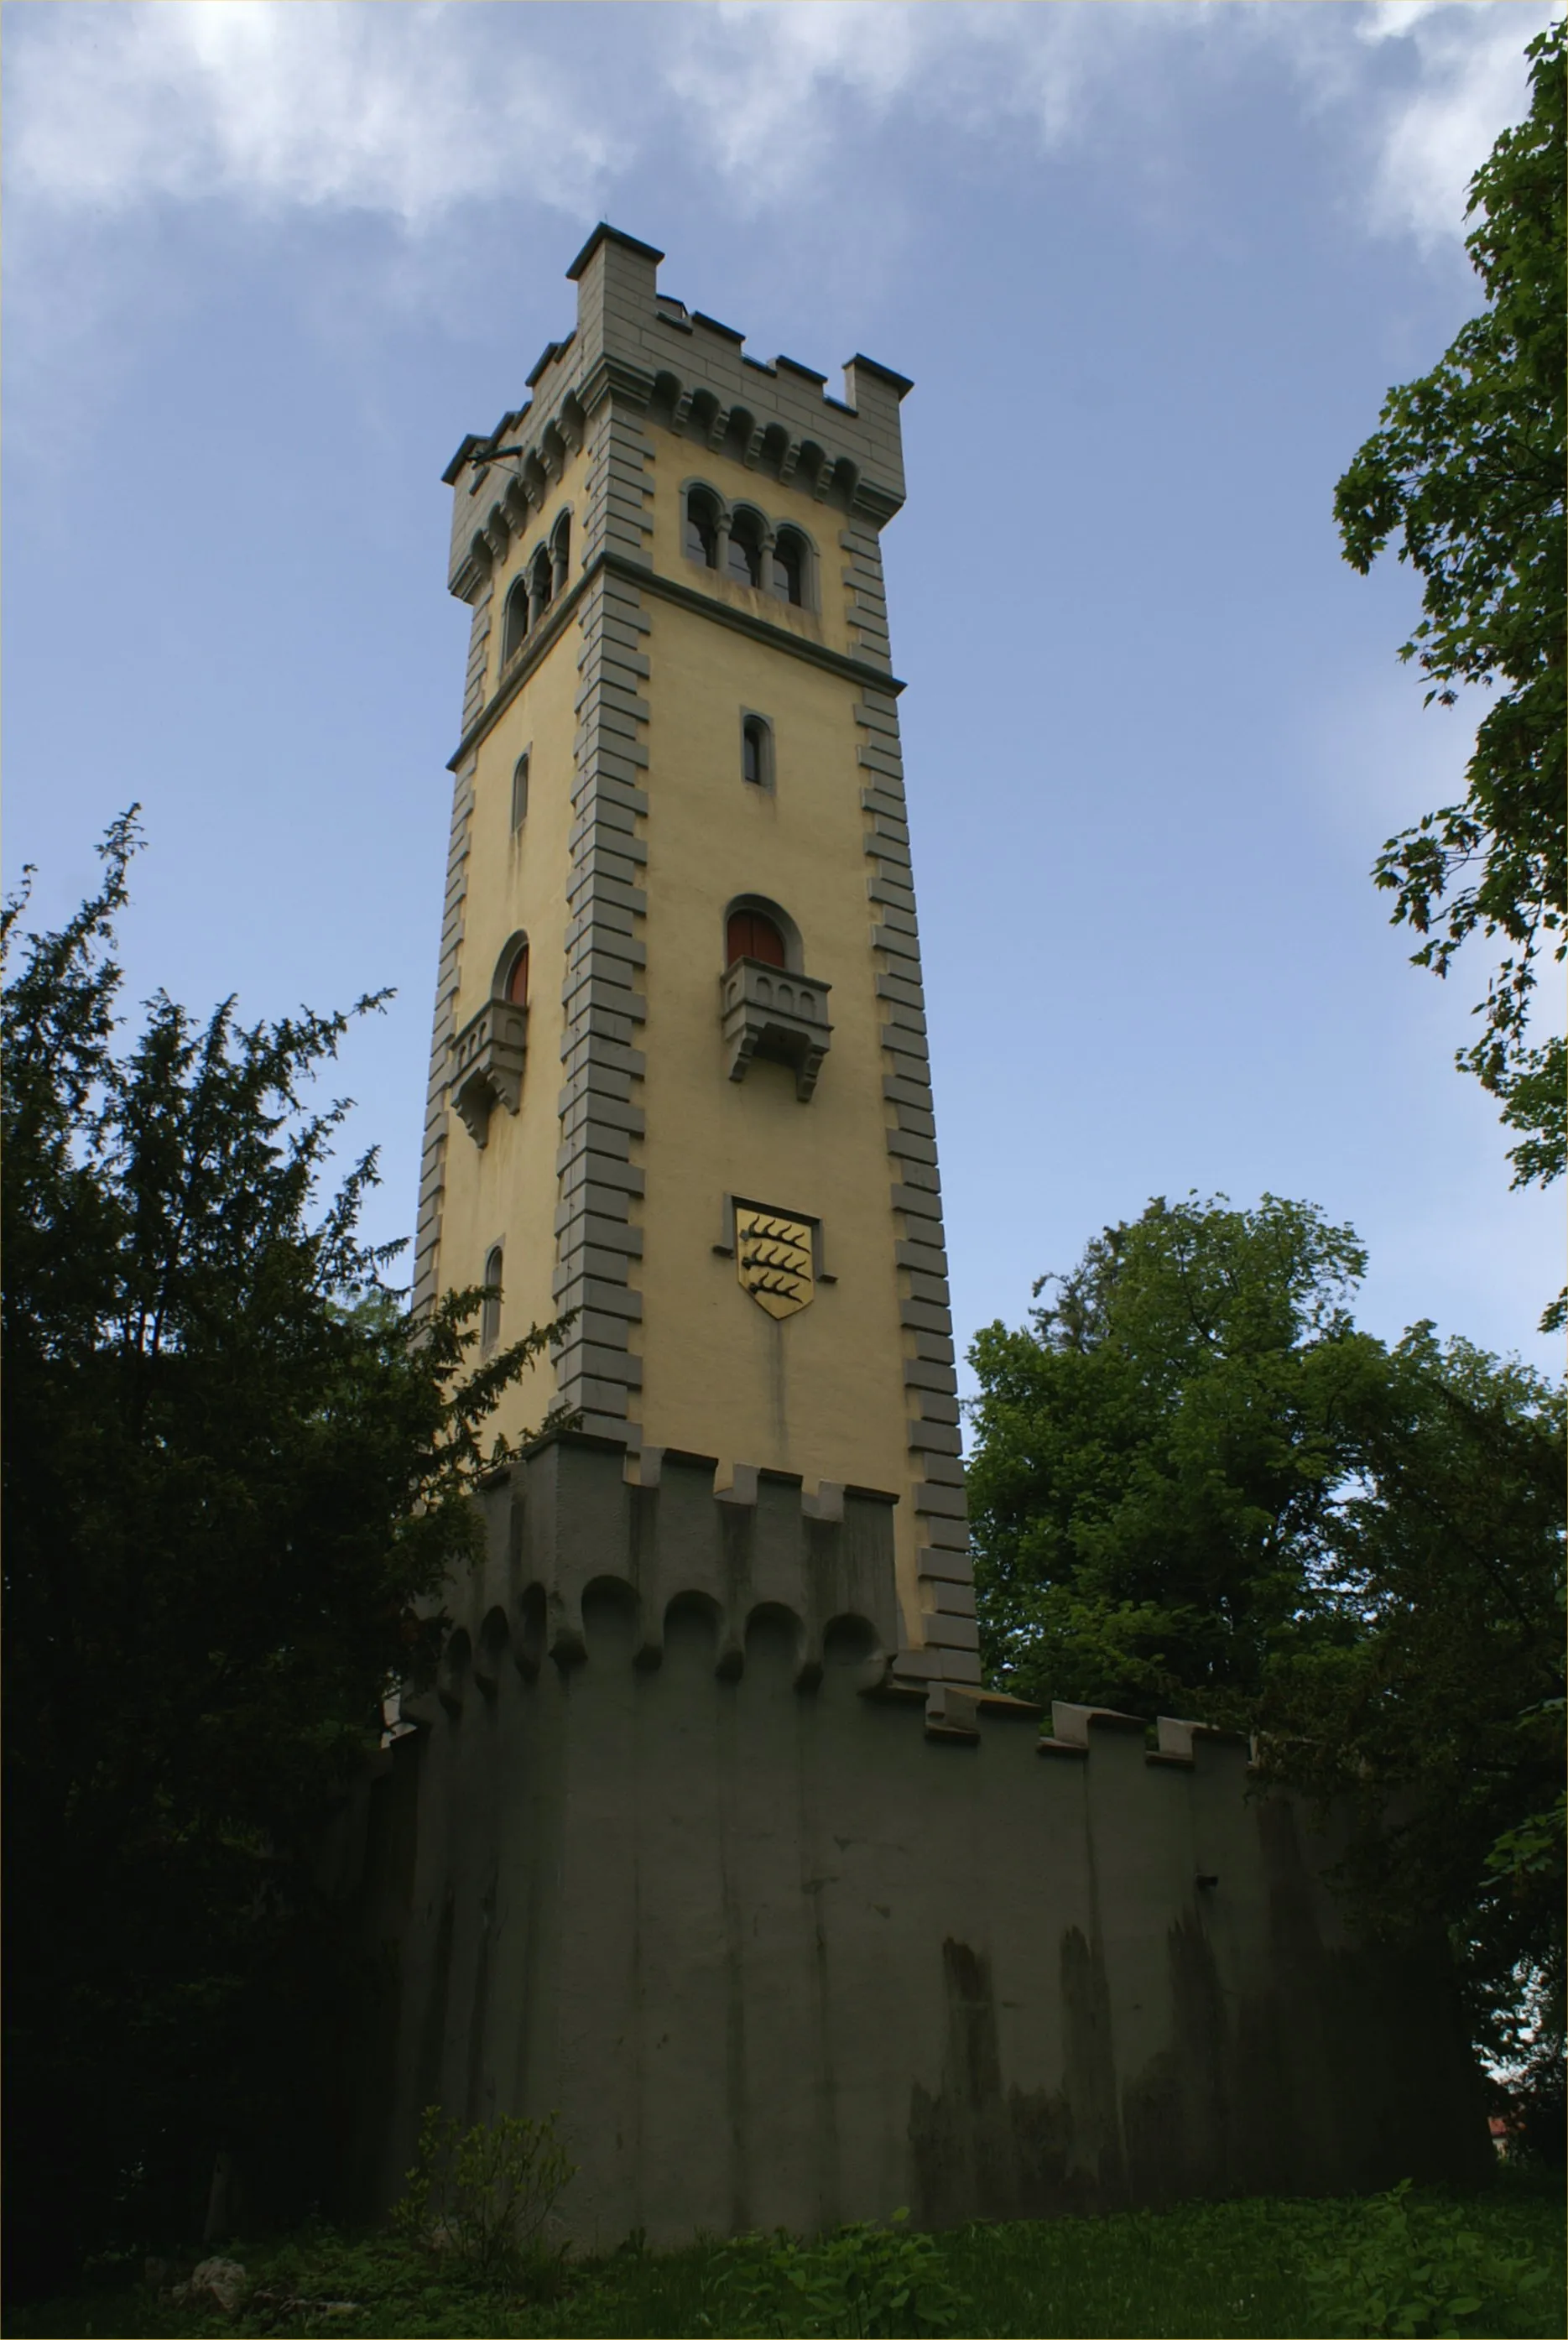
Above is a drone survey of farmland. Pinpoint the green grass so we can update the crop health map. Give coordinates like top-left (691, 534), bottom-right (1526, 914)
top-left (9, 2175), bottom-right (1563, 2340)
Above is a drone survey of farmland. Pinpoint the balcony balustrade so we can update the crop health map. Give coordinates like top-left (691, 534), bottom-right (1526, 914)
top-left (450, 998), bottom-right (529, 1144)
top-left (720, 957), bottom-right (832, 1102)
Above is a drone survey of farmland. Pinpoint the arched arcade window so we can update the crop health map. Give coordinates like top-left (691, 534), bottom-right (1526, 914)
top-left (529, 545), bottom-right (554, 620)
top-left (550, 513), bottom-right (571, 594)
top-left (502, 576), bottom-right (530, 663)
top-left (684, 489), bottom-right (719, 569)
top-left (770, 529), bottom-right (806, 607)
top-left (727, 509), bottom-right (764, 588)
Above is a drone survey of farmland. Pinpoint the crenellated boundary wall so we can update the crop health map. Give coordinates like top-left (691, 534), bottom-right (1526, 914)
top-left (327, 1434), bottom-right (1490, 2246)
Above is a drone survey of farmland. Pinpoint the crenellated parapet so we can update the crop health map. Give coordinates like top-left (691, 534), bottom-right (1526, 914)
top-left (442, 225), bottom-right (910, 607)
top-left (411, 1433), bottom-right (905, 1715)
top-left (407, 1436), bottom-right (1253, 1767)
top-left (348, 1425), bottom-right (1488, 2248)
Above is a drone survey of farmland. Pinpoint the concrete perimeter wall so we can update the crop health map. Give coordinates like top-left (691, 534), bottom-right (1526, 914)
top-left (331, 1436), bottom-right (1489, 2246)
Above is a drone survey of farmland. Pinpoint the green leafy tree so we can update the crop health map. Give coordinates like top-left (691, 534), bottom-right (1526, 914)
top-left (1334, 20), bottom-right (1565, 1245)
top-left (1, 820), bottom-right (570, 2289)
top-left (966, 1193), bottom-right (1383, 1727)
top-left (968, 1195), bottom-right (1564, 2150)
top-left (1258, 1323), bottom-right (1565, 2156)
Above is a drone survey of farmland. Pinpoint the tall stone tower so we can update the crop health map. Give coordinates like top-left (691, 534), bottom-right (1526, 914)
top-left (343, 227), bottom-right (1487, 2248)
top-left (417, 223), bottom-right (973, 1688)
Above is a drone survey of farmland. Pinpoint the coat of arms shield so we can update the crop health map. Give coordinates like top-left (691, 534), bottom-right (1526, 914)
top-left (735, 1206), bottom-right (815, 1320)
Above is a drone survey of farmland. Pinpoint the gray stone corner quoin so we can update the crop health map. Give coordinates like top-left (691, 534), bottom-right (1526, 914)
top-left (334, 223), bottom-right (1492, 2250)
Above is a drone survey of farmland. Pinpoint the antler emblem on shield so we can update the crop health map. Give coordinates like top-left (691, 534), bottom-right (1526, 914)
top-left (735, 1207), bottom-right (815, 1320)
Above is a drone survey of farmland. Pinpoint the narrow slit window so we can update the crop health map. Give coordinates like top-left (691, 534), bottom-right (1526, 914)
top-left (510, 754), bottom-right (529, 831)
top-left (727, 909), bottom-right (787, 968)
top-left (504, 943), bottom-right (530, 1006)
top-left (742, 715), bottom-right (772, 790)
top-left (481, 1246), bottom-right (503, 1352)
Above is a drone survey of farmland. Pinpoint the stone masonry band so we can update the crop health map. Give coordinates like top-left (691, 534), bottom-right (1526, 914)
top-left (852, 660), bottom-right (978, 1686)
top-left (550, 395), bottom-right (657, 1441)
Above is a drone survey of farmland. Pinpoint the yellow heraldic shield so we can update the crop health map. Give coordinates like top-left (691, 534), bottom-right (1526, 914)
top-left (735, 1208), bottom-right (815, 1320)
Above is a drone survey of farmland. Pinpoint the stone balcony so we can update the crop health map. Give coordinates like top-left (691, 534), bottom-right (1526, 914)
top-left (720, 958), bottom-right (832, 1102)
top-left (450, 998), bottom-right (529, 1144)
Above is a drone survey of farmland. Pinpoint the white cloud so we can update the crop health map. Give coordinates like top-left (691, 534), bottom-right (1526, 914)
top-left (1355, 0), bottom-right (1559, 245)
top-left (658, 0), bottom-right (1216, 206)
top-left (4, 1), bottom-right (610, 222)
top-left (658, 0), bottom-right (1562, 248)
top-left (659, 1), bottom-right (933, 196)
top-left (4, 0), bottom-right (1557, 247)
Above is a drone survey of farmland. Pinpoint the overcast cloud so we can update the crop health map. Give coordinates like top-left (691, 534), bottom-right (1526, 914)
top-left (7, 0), bottom-right (1542, 237)
top-left (4, 0), bottom-right (1561, 1382)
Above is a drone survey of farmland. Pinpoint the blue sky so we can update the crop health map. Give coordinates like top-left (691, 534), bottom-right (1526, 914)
top-left (4, 0), bottom-right (1560, 1384)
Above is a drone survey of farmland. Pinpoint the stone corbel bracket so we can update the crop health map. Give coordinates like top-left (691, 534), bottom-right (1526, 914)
top-left (721, 958), bottom-right (832, 1100)
top-left (450, 998), bottom-right (529, 1145)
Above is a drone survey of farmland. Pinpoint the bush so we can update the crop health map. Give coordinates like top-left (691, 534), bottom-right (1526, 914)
top-left (390, 2108), bottom-right (576, 2278)
top-left (699, 2210), bottom-right (967, 2338)
top-left (1302, 2178), bottom-right (1557, 2337)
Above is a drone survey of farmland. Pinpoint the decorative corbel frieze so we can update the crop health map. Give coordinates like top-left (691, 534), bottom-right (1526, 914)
top-left (451, 548), bottom-right (492, 603)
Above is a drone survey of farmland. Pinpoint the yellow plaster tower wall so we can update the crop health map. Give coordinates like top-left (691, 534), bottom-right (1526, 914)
top-left (414, 225), bottom-right (977, 1684)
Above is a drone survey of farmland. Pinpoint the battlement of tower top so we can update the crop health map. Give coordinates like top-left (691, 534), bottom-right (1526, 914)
top-left (443, 222), bottom-right (912, 602)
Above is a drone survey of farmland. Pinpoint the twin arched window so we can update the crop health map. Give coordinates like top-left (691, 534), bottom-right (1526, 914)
top-left (501, 513), bottom-right (572, 664)
top-left (684, 487), bottom-right (809, 608)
